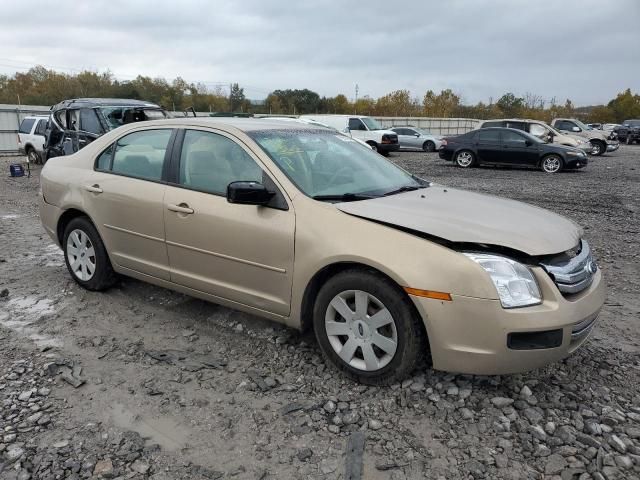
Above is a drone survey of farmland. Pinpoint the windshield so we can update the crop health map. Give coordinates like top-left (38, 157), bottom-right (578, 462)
top-left (100, 107), bottom-right (167, 130)
top-left (249, 129), bottom-right (424, 199)
top-left (361, 117), bottom-right (385, 131)
top-left (573, 119), bottom-right (592, 131)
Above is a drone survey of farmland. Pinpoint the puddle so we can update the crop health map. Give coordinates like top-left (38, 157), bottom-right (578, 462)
top-left (0, 295), bottom-right (62, 349)
top-left (108, 403), bottom-right (190, 451)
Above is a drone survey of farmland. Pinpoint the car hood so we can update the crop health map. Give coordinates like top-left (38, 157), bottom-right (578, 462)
top-left (336, 186), bottom-right (582, 256)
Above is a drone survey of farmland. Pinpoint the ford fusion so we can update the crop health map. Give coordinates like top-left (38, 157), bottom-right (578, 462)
top-left (39, 118), bottom-right (605, 384)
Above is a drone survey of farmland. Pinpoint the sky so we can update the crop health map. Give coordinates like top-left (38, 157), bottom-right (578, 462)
top-left (1, 0), bottom-right (639, 106)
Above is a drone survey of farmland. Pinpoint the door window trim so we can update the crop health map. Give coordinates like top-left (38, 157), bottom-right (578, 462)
top-left (92, 128), bottom-right (177, 185)
top-left (166, 127), bottom-right (290, 211)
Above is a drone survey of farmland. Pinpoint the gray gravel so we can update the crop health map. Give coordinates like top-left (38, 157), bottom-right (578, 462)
top-left (0, 146), bottom-right (639, 479)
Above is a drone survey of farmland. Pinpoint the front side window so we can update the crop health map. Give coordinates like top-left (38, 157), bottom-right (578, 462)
top-left (79, 109), bottom-right (104, 135)
top-left (98, 129), bottom-right (172, 181)
top-left (502, 130), bottom-right (526, 144)
top-left (19, 118), bottom-right (36, 134)
top-left (348, 118), bottom-right (366, 131)
top-left (361, 117), bottom-right (384, 131)
top-left (250, 129), bottom-right (423, 198)
top-left (178, 130), bottom-right (263, 195)
top-left (529, 123), bottom-right (547, 137)
top-left (35, 119), bottom-right (47, 136)
top-left (505, 122), bottom-right (526, 131)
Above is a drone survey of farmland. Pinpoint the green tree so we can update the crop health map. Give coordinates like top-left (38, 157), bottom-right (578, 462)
top-left (608, 88), bottom-right (640, 122)
top-left (496, 93), bottom-right (525, 117)
top-left (229, 83), bottom-right (245, 111)
top-left (422, 89), bottom-right (460, 117)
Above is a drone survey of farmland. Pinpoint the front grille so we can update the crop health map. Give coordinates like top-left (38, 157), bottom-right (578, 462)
top-left (540, 239), bottom-right (598, 295)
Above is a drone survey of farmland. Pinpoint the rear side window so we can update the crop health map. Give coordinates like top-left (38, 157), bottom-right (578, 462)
top-left (80, 109), bottom-right (104, 135)
top-left (505, 122), bottom-right (526, 131)
top-left (19, 118), bottom-right (36, 134)
top-left (478, 130), bottom-right (501, 143)
top-left (96, 129), bottom-right (172, 181)
top-left (35, 119), bottom-right (47, 136)
top-left (481, 121), bottom-right (501, 128)
top-left (178, 130), bottom-right (263, 195)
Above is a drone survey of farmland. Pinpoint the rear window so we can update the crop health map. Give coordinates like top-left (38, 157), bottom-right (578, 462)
top-left (19, 118), bottom-right (36, 134)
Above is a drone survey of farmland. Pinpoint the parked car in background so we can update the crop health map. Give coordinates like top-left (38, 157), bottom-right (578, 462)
top-left (479, 119), bottom-right (592, 153)
top-left (39, 118), bottom-right (604, 384)
top-left (389, 126), bottom-right (444, 152)
top-left (587, 123), bottom-right (602, 130)
top-left (17, 115), bottom-right (48, 164)
top-left (614, 120), bottom-right (640, 144)
top-left (44, 98), bottom-right (168, 160)
top-left (299, 114), bottom-right (399, 155)
top-left (550, 118), bottom-right (619, 155)
top-left (263, 116), bottom-right (374, 149)
top-left (440, 127), bottom-right (588, 173)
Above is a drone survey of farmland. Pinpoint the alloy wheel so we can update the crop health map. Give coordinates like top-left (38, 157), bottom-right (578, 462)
top-left (66, 229), bottom-right (97, 281)
top-left (27, 150), bottom-right (39, 164)
top-left (325, 290), bottom-right (398, 371)
top-left (591, 142), bottom-right (602, 155)
top-left (456, 151), bottom-right (473, 167)
top-left (542, 155), bottom-right (561, 173)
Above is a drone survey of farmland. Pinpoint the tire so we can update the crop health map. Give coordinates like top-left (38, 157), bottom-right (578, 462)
top-left (63, 216), bottom-right (117, 291)
top-left (454, 150), bottom-right (475, 168)
top-left (590, 140), bottom-right (605, 156)
top-left (312, 269), bottom-right (425, 385)
top-left (26, 148), bottom-right (40, 165)
top-left (541, 154), bottom-right (563, 173)
top-left (367, 141), bottom-right (378, 152)
top-left (422, 141), bottom-right (436, 152)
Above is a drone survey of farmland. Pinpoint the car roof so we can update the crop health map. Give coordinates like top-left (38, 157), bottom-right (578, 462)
top-left (482, 118), bottom-right (545, 123)
top-left (144, 117), bottom-right (327, 132)
top-left (51, 98), bottom-right (163, 110)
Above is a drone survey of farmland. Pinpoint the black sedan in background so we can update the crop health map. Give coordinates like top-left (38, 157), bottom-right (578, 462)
top-left (439, 127), bottom-right (588, 173)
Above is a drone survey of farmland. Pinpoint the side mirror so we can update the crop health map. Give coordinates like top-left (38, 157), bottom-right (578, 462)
top-left (227, 181), bottom-right (275, 206)
top-left (572, 126), bottom-right (581, 132)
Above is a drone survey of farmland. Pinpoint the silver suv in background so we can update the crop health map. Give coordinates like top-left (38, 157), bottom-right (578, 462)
top-left (17, 116), bottom-right (48, 164)
top-left (551, 118), bottom-right (619, 155)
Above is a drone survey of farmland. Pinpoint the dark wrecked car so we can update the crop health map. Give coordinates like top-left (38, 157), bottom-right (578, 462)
top-left (44, 98), bottom-right (168, 160)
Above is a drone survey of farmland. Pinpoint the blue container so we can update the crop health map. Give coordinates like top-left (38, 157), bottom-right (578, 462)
top-left (9, 164), bottom-right (24, 177)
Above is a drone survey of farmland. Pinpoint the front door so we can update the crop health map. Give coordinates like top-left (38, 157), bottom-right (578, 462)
top-left (163, 128), bottom-right (295, 316)
top-left (82, 128), bottom-right (174, 280)
top-left (500, 130), bottom-right (538, 166)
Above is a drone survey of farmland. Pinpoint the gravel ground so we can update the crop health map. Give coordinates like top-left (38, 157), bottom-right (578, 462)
top-left (0, 146), bottom-right (639, 480)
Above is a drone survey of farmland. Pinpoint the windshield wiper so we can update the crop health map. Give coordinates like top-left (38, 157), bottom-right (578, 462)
top-left (383, 185), bottom-right (427, 196)
top-left (312, 193), bottom-right (376, 202)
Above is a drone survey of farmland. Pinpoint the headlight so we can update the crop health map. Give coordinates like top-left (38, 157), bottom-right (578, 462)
top-left (463, 253), bottom-right (542, 308)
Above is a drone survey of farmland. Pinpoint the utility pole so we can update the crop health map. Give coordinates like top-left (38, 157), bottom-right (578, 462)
top-left (354, 84), bottom-right (359, 114)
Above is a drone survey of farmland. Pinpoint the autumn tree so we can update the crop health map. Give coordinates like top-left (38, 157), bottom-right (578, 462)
top-left (422, 89), bottom-right (460, 117)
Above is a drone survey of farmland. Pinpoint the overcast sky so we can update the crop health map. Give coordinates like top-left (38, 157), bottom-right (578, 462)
top-left (1, 0), bottom-right (639, 106)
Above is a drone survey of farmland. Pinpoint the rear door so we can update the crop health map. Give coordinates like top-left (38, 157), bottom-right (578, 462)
top-left (82, 128), bottom-right (174, 279)
top-left (476, 129), bottom-right (502, 163)
top-left (393, 128), bottom-right (415, 149)
top-left (163, 128), bottom-right (295, 316)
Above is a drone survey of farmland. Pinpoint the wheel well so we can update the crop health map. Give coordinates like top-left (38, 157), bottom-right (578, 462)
top-left (366, 140), bottom-right (377, 146)
top-left (56, 209), bottom-right (90, 244)
top-left (299, 262), bottom-right (430, 353)
top-left (24, 143), bottom-right (34, 153)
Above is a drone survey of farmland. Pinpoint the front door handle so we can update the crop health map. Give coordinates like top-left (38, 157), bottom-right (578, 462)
top-left (167, 203), bottom-right (194, 214)
top-left (84, 184), bottom-right (103, 194)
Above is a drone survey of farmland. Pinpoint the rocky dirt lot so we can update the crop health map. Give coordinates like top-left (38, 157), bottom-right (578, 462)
top-left (0, 146), bottom-right (639, 480)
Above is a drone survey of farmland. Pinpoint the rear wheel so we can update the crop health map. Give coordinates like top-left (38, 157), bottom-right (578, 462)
top-left (313, 269), bottom-right (425, 385)
top-left (455, 150), bottom-right (475, 168)
top-left (63, 217), bottom-right (117, 291)
top-left (422, 141), bottom-right (436, 152)
top-left (590, 140), bottom-right (605, 156)
top-left (541, 154), bottom-right (563, 173)
top-left (26, 148), bottom-right (40, 165)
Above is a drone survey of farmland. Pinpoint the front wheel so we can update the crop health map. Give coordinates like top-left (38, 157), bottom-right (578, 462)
top-left (422, 141), bottom-right (436, 152)
top-left (367, 141), bottom-right (378, 152)
top-left (541, 154), bottom-right (563, 173)
top-left (455, 150), bottom-right (475, 168)
top-left (312, 269), bottom-right (425, 385)
top-left (63, 217), bottom-right (117, 291)
top-left (590, 140), bottom-right (605, 156)
top-left (27, 148), bottom-right (41, 165)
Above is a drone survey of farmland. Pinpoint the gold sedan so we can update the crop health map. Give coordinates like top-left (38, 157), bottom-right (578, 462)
top-left (39, 118), bottom-right (605, 384)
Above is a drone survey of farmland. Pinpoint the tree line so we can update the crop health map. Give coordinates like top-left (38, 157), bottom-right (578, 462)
top-left (1, 66), bottom-right (638, 123)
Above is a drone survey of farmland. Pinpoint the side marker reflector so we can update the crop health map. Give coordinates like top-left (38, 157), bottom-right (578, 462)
top-left (404, 288), bottom-right (452, 301)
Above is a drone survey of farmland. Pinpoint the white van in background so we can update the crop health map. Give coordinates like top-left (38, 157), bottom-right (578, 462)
top-left (299, 114), bottom-right (400, 155)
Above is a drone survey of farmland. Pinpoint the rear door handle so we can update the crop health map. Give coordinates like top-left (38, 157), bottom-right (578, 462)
top-left (84, 184), bottom-right (103, 194)
top-left (167, 203), bottom-right (194, 214)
